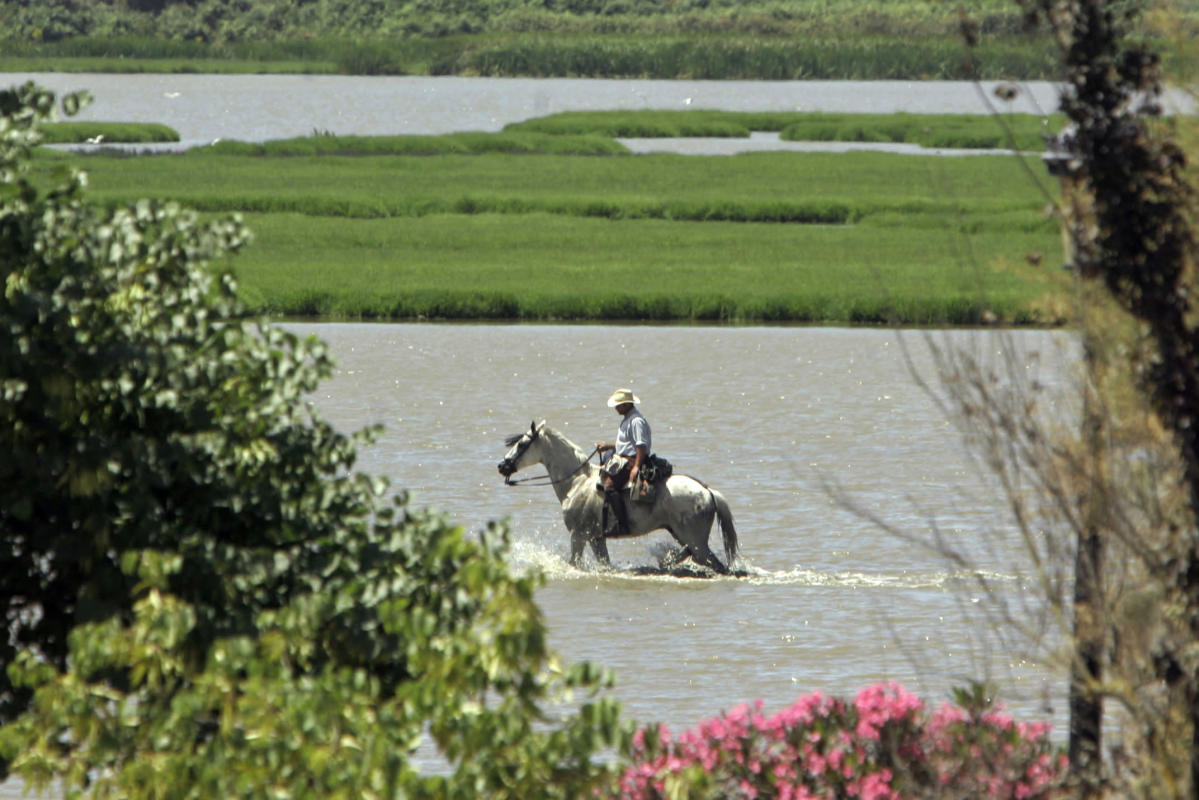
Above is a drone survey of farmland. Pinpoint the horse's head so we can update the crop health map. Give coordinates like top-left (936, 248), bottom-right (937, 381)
top-left (497, 420), bottom-right (545, 481)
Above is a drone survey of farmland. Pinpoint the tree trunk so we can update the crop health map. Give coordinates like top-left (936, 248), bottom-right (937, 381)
top-left (1068, 320), bottom-right (1106, 798)
top-left (1069, 524), bottom-right (1104, 797)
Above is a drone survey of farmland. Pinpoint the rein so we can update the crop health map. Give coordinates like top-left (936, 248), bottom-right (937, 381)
top-left (505, 446), bottom-right (601, 487)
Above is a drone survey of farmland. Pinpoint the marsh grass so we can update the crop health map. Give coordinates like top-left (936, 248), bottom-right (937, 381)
top-left (0, 35), bottom-right (475, 75)
top-left (223, 212), bottom-right (1061, 324)
top-left (201, 131), bottom-right (629, 157)
top-left (0, 57), bottom-right (335, 74)
top-left (506, 111), bottom-right (1066, 151)
top-left (4, 0), bottom-right (1194, 78)
top-left (62, 149), bottom-right (1057, 228)
top-left (780, 114), bottom-right (1063, 151)
top-left (0, 35), bottom-right (396, 73)
top-left (0, 29), bottom-right (1064, 80)
top-left (436, 34), bottom-right (1062, 80)
top-left (41, 121), bottom-right (180, 144)
top-left (49, 141), bottom-right (1064, 324)
top-left (506, 111), bottom-right (763, 138)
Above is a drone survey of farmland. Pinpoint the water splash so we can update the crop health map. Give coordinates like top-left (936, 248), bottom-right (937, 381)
top-left (505, 538), bottom-right (1021, 590)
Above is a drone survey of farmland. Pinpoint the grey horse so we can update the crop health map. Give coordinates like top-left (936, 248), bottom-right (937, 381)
top-left (497, 421), bottom-right (739, 573)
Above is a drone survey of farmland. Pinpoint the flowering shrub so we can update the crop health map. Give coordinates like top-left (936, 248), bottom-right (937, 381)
top-left (606, 683), bottom-right (1067, 799)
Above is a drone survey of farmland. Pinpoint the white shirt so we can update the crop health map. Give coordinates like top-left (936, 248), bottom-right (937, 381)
top-left (615, 408), bottom-right (651, 458)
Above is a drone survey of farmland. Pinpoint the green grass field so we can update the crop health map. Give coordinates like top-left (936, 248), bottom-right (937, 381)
top-left (58, 142), bottom-right (1059, 226)
top-left (224, 211), bottom-right (1059, 324)
top-left (41, 114), bottom-right (1069, 325)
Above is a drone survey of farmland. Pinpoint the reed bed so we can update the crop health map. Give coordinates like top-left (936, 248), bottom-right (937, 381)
top-left (0, 1), bottom-right (1037, 47)
top-left (224, 212), bottom-right (1059, 324)
top-left (202, 132), bottom-right (629, 157)
top-left (0, 35), bottom-right (450, 75)
top-left (0, 34), bottom-right (489, 75)
top-left (61, 149), bottom-right (1056, 229)
top-left (780, 115), bottom-right (1058, 151)
top-left (505, 111), bottom-right (1065, 151)
top-left (0, 30), bottom-right (1063, 80)
top-left (40, 121), bottom-right (180, 144)
top-left (5, 0), bottom-right (1194, 78)
top-left (507, 111), bottom-right (760, 138)
top-left (47, 139), bottom-right (1065, 324)
top-left (508, 111), bottom-right (759, 139)
top-left (436, 34), bottom-right (1062, 80)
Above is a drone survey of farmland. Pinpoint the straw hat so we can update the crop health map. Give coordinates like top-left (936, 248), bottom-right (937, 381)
top-left (607, 388), bottom-right (640, 407)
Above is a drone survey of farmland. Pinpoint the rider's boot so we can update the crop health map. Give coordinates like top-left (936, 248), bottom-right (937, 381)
top-left (603, 488), bottom-right (630, 537)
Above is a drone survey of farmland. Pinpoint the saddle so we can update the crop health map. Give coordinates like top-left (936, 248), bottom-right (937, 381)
top-left (600, 454), bottom-right (674, 535)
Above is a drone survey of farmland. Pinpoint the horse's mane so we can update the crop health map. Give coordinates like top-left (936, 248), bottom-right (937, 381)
top-left (504, 422), bottom-right (585, 458)
top-left (505, 420), bottom-right (548, 448)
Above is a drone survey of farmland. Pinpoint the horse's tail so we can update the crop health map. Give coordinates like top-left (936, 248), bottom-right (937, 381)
top-left (709, 488), bottom-right (739, 566)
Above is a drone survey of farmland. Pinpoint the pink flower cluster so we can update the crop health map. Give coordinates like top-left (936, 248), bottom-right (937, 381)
top-left (606, 683), bottom-right (1066, 799)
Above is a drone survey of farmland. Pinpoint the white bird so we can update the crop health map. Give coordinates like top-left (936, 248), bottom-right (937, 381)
top-left (684, 97), bottom-right (692, 105)
top-left (86, 134), bottom-right (104, 144)
top-left (164, 91), bottom-right (181, 99)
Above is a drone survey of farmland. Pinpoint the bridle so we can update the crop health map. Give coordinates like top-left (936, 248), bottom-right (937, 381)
top-left (499, 426), bottom-right (600, 487)
top-left (503, 450), bottom-right (599, 487)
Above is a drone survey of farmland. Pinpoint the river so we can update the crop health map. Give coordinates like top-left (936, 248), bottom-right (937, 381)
top-left (10, 72), bottom-right (1191, 156)
top-left (298, 323), bottom-right (1075, 734)
top-left (1, 323), bottom-right (1079, 797)
top-left (0, 72), bottom-right (1095, 150)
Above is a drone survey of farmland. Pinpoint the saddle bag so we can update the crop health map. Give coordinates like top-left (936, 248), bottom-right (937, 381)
top-left (640, 454), bottom-right (673, 484)
top-left (631, 455), bottom-right (672, 504)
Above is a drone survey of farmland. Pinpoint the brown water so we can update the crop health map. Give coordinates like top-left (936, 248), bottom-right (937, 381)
top-left (303, 323), bottom-right (1075, 727)
top-left (0, 323), bottom-right (1079, 796)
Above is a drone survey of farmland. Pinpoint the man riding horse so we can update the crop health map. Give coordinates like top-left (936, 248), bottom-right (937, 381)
top-left (595, 388), bottom-right (650, 538)
top-left (497, 418), bottom-right (738, 573)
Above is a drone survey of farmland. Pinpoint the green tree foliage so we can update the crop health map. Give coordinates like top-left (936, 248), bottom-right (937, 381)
top-left (0, 82), bottom-right (622, 798)
top-left (4, 0), bottom-right (100, 41)
top-left (0, 0), bottom-right (1039, 43)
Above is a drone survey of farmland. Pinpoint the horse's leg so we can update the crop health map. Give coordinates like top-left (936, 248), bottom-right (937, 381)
top-left (589, 530), bottom-right (611, 568)
top-left (566, 493), bottom-right (610, 570)
top-left (698, 550), bottom-right (729, 574)
top-left (688, 541), bottom-right (729, 574)
top-left (569, 528), bottom-right (610, 569)
top-left (672, 516), bottom-right (729, 575)
top-left (569, 528), bottom-right (587, 567)
top-left (660, 539), bottom-right (691, 569)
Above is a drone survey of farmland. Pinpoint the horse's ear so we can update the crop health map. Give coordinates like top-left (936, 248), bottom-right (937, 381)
top-left (530, 420), bottom-right (537, 434)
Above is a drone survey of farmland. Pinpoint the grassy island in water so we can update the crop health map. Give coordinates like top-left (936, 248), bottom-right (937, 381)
top-left (33, 110), bottom-right (1075, 325)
